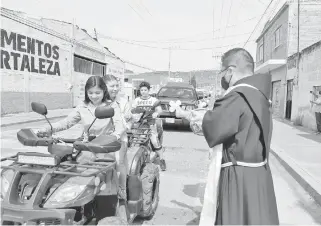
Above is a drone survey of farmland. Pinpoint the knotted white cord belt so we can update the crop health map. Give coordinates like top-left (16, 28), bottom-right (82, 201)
top-left (221, 158), bottom-right (268, 168)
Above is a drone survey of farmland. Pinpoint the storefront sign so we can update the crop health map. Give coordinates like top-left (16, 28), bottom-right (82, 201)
top-left (0, 29), bottom-right (61, 75)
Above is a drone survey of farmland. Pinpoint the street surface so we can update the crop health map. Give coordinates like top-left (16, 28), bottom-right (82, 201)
top-left (1, 120), bottom-right (321, 225)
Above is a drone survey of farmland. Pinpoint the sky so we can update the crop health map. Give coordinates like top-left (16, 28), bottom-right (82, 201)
top-left (1, 0), bottom-right (287, 73)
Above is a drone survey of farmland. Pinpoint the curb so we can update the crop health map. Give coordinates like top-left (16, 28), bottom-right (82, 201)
top-left (270, 145), bottom-right (321, 206)
top-left (1, 115), bottom-right (67, 128)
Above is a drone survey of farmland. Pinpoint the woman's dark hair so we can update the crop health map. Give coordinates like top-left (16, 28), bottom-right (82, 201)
top-left (139, 81), bottom-right (151, 90)
top-left (84, 76), bottom-right (110, 104)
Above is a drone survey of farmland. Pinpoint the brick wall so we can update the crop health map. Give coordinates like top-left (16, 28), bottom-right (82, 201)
top-left (287, 3), bottom-right (321, 57)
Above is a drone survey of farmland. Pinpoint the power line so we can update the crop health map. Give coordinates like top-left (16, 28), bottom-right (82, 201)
top-left (121, 14), bottom-right (262, 44)
top-left (97, 32), bottom-right (256, 50)
top-left (123, 59), bottom-right (157, 71)
top-left (219, 0), bottom-right (225, 37)
top-left (127, 3), bottom-right (145, 20)
top-left (243, 0), bottom-right (275, 47)
top-left (224, 0), bottom-right (234, 37)
top-left (98, 31), bottom-right (251, 45)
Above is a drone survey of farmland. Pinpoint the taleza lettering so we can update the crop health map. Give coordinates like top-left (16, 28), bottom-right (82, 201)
top-left (0, 29), bottom-right (60, 76)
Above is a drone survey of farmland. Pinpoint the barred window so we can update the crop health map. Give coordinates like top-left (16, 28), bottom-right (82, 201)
top-left (92, 62), bottom-right (105, 75)
top-left (74, 55), bottom-right (105, 76)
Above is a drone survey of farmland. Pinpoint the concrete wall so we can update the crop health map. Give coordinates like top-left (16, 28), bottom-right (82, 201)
top-left (1, 16), bottom-right (73, 114)
top-left (256, 5), bottom-right (289, 66)
top-left (290, 41), bottom-right (321, 131)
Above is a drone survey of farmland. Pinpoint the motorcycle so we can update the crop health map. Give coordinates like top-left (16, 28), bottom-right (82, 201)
top-left (1, 102), bottom-right (159, 225)
top-left (125, 100), bottom-right (162, 220)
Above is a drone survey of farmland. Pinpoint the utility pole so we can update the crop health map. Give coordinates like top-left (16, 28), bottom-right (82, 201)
top-left (296, 0), bottom-right (300, 86)
top-left (94, 28), bottom-right (98, 41)
top-left (212, 0), bottom-right (217, 97)
top-left (168, 46), bottom-right (171, 80)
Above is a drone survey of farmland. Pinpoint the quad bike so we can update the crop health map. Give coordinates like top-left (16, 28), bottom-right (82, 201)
top-left (125, 101), bottom-right (163, 220)
top-left (0, 102), bottom-right (159, 225)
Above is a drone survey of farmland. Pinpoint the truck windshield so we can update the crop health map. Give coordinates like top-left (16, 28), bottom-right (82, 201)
top-left (158, 87), bottom-right (196, 99)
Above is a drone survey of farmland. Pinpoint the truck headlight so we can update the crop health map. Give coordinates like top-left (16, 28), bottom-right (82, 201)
top-left (46, 183), bottom-right (86, 203)
top-left (1, 170), bottom-right (14, 200)
top-left (185, 105), bottom-right (195, 111)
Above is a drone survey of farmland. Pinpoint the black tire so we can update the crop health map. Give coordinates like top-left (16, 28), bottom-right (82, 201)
top-left (138, 163), bottom-right (160, 219)
top-left (97, 216), bottom-right (128, 225)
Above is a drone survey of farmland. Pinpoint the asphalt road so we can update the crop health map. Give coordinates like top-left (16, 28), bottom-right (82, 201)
top-left (1, 121), bottom-right (321, 225)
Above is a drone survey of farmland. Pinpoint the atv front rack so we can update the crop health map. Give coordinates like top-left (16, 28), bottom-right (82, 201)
top-left (1, 155), bottom-right (116, 177)
top-left (128, 128), bottom-right (151, 145)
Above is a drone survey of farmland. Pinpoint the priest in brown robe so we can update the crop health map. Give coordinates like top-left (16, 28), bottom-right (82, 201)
top-left (176, 48), bottom-right (279, 225)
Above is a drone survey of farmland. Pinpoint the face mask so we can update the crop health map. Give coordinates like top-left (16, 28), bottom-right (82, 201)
top-left (221, 73), bottom-right (233, 90)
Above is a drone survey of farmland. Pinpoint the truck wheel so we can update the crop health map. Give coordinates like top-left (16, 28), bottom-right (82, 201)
top-left (138, 163), bottom-right (160, 219)
top-left (97, 216), bottom-right (128, 225)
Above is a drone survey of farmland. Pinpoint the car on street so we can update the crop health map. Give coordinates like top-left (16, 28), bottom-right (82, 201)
top-left (156, 82), bottom-right (200, 127)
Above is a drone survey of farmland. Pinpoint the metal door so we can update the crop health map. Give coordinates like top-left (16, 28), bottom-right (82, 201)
top-left (271, 80), bottom-right (281, 116)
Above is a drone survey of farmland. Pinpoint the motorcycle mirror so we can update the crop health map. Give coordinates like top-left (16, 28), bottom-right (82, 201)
top-left (31, 102), bottom-right (53, 135)
top-left (31, 102), bottom-right (48, 115)
top-left (86, 106), bottom-right (115, 136)
top-left (151, 100), bottom-right (161, 110)
top-left (95, 106), bottom-right (115, 119)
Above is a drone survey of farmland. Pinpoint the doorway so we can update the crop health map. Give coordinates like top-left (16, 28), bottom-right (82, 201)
top-left (285, 79), bottom-right (293, 119)
top-left (271, 80), bottom-right (281, 116)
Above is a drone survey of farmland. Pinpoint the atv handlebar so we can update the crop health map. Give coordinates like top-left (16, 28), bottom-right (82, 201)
top-left (17, 129), bottom-right (121, 154)
top-left (17, 128), bottom-right (82, 146)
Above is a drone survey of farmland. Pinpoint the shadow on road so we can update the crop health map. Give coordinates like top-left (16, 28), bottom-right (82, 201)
top-left (170, 200), bottom-right (201, 225)
top-left (274, 118), bottom-right (321, 143)
top-left (183, 183), bottom-right (206, 205)
top-left (168, 183), bottom-right (206, 225)
top-left (163, 124), bottom-right (191, 132)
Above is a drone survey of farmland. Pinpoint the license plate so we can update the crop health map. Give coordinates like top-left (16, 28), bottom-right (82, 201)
top-left (165, 118), bottom-right (175, 123)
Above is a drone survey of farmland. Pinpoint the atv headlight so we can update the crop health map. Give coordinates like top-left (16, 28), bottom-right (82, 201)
top-left (1, 170), bottom-right (14, 200)
top-left (46, 183), bottom-right (86, 203)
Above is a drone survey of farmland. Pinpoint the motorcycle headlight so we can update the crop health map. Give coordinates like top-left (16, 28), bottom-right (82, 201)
top-left (46, 183), bottom-right (86, 203)
top-left (1, 170), bottom-right (14, 200)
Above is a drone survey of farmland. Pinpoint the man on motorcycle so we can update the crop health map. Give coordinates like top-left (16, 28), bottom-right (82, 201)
top-left (131, 81), bottom-right (166, 171)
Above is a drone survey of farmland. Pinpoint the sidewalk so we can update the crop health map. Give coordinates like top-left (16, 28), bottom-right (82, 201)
top-left (1, 108), bottom-right (73, 127)
top-left (271, 119), bottom-right (321, 205)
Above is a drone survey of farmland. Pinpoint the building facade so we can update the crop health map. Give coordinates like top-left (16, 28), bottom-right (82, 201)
top-left (255, 1), bottom-right (321, 127)
top-left (1, 7), bottom-right (125, 114)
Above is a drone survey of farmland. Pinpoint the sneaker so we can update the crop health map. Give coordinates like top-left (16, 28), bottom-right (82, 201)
top-left (118, 187), bottom-right (127, 201)
top-left (160, 159), bottom-right (166, 171)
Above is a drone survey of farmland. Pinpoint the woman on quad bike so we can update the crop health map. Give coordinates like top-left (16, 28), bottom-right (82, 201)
top-left (34, 75), bottom-right (127, 198)
top-left (104, 74), bottom-right (132, 200)
top-left (131, 81), bottom-right (166, 171)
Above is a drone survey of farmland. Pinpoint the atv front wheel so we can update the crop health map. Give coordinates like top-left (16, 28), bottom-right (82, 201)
top-left (97, 216), bottom-right (128, 225)
top-left (138, 163), bottom-right (160, 219)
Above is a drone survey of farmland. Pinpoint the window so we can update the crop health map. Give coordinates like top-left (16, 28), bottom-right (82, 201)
top-left (274, 27), bottom-right (281, 48)
top-left (74, 55), bottom-right (105, 76)
top-left (259, 44), bottom-right (264, 61)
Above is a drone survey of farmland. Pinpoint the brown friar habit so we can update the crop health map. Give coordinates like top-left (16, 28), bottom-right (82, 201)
top-left (202, 73), bottom-right (279, 225)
